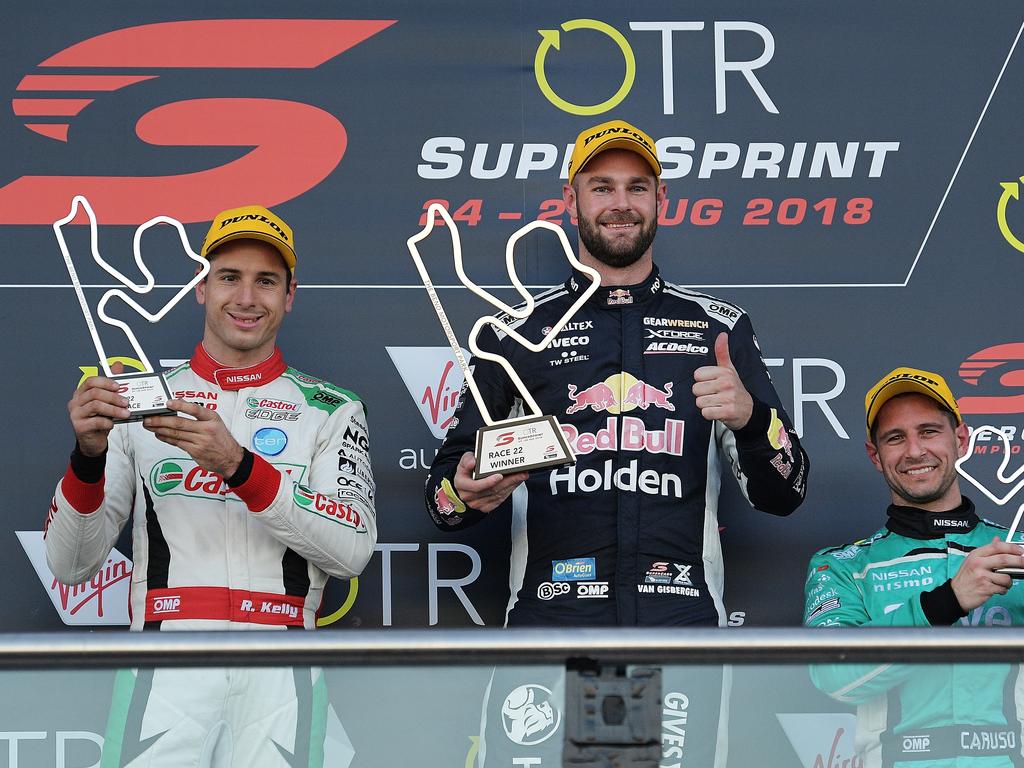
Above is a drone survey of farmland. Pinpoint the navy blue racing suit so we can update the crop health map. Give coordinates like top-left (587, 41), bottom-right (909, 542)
top-left (425, 266), bottom-right (808, 626)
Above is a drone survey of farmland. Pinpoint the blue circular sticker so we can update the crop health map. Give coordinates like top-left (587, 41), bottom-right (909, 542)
top-left (253, 427), bottom-right (288, 456)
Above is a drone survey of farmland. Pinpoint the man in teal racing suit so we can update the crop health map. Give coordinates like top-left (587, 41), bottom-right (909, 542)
top-left (805, 366), bottom-right (1024, 767)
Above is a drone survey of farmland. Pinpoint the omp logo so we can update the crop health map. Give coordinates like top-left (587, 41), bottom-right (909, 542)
top-left (17, 531), bottom-right (131, 626)
top-left (1, 19), bottom-right (395, 224)
top-left (387, 346), bottom-right (471, 439)
top-left (151, 595), bottom-right (181, 614)
top-left (534, 19), bottom-right (777, 116)
top-left (958, 343), bottom-right (1024, 414)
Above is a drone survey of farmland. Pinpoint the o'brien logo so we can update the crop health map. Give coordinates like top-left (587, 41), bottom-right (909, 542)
top-left (552, 557), bottom-right (596, 581)
top-left (220, 213), bottom-right (289, 240)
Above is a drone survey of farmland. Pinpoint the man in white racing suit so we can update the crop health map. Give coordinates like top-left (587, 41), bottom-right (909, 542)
top-left (45, 204), bottom-right (376, 767)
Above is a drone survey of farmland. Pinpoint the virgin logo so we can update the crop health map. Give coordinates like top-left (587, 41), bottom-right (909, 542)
top-left (1, 19), bottom-right (395, 224)
top-left (958, 342), bottom-right (1024, 414)
top-left (387, 347), bottom-right (470, 440)
top-left (17, 531), bottom-right (131, 626)
top-left (52, 558), bottom-right (131, 617)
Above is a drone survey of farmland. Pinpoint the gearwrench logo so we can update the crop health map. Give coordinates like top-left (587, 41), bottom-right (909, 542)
top-left (956, 426), bottom-right (1024, 540)
top-left (1, 18), bottom-right (395, 224)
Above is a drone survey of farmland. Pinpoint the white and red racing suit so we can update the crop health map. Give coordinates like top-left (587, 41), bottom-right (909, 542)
top-left (44, 345), bottom-right (376, 767)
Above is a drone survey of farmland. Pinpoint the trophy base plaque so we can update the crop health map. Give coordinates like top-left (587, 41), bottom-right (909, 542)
top-left (473, 415), bottom-right (575, 479)
top-left (113, 371), bottom-right (175, 423)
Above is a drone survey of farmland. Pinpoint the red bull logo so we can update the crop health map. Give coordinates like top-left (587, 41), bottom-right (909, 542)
top-left (623, 381), bottom-right (674, 411)
top-left (567, 382), bottom-right (618, 413)
top-left (435, 486), bottom-right (457, 515)
top-left (561, 417), bottom-right (685, 457)
top-left (777, 425), bottom-right (794, 462)
top-left (567, 374), bottom-right (675, 415)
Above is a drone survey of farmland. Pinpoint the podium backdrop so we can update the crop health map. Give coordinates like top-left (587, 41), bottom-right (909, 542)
top-left (2, 2), bottom-right (1024, 631)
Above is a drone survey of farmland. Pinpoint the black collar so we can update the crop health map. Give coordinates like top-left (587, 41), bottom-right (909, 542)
top-left (885, 497), bottom-right (979, 539)
top-left (565, 264), bottom-right (664, 308)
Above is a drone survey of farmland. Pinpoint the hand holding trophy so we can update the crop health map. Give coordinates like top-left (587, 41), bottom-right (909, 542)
top-left (408, 203), bottom-right (600, 479)
top-left (54, 195), bottom-right (210, 422)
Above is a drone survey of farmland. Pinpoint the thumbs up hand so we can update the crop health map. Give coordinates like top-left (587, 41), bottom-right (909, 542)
top-left (692, 333), bottom-right (754, 430)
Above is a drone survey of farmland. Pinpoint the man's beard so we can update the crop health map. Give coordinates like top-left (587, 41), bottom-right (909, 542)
top-left (577, 211), bottom-right (657, 269)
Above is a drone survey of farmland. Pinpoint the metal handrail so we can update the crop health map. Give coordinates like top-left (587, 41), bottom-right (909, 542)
top-left (2, 627), bottom-right (1024, 669)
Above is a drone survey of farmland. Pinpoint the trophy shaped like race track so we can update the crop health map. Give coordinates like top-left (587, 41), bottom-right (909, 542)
top-left (957, 426), bottom-right (1024, 576)
top-left (54, 195), bottom-right (210, 421)
top-left (407, 203), bottom-right (601, 479)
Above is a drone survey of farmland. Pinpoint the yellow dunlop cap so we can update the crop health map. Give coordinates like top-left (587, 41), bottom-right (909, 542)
top-left (864, 366), bottom-right (963, 437)
top-left (201, 205), bottom-right (296, 271)
top-left (567, 119), bottom-right (661, 184)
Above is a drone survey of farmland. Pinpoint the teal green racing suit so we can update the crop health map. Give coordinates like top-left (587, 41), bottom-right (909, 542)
top-left (804, 498), bottom-right (1024, 767)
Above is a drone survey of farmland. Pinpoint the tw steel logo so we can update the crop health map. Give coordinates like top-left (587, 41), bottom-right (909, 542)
top-left (958, 343), bottom-right (1024, 414)
top-left (1, 19), bottom-right (395, 224)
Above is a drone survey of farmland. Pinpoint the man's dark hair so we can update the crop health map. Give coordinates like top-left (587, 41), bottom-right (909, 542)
top-left (869, 393), bottom-right (959, 445)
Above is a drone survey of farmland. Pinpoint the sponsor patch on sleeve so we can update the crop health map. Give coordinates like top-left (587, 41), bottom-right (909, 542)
top-left (435, 478), bottom-right (466, 516)
top-left (807, 597), bottom-right (840, 621)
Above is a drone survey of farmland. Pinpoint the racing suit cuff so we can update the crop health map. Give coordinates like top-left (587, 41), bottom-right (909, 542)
top-left (919, 580), bottom-right (968, 625)
top-left (62, 443), bottom-right (106, 514)
top-left (731, 397), bottom-right (771, 443)
top-left (224, 448), bottom-right (254, 488)
top-left (229, 452), bottom-right (281, 513)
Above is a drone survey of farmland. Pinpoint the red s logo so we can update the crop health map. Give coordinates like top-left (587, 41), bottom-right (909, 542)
top-left (0, 19), bottom-right (395, 224)
top-left (958, 343), bottom-right (1024, 414)
top-left (495, 432), bottom-right (515, 447)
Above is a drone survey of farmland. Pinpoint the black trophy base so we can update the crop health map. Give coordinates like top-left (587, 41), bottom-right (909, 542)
top-left (113, 371), bottom-right (175, 423)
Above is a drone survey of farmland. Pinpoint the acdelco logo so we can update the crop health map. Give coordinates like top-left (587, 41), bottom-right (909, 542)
top-left (534, 19), bottom-right (777, 116)
top-left (0, 19), bottom-right (395, 224)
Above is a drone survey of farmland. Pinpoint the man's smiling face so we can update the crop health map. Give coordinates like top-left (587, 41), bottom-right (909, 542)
top-left (866, 392), bottom-right (969, 511)
top-left (196, 239), bottom-right (295, 366)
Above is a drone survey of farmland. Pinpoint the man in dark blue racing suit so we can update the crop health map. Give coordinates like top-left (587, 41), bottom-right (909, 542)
top-left (424, 119), bottom-right (809, 630)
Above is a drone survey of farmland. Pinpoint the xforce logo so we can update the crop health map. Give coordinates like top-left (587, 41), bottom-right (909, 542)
top-left (1, 19), bottom-right (395, 224)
